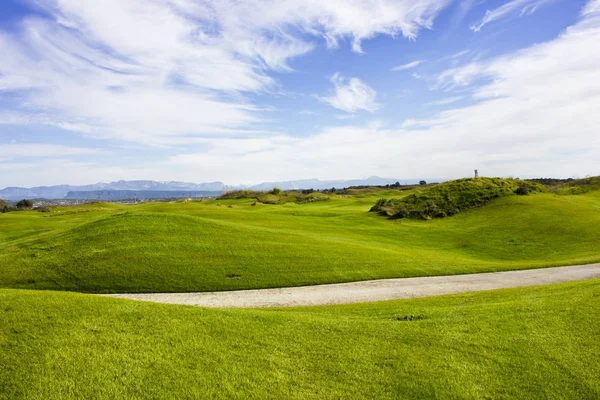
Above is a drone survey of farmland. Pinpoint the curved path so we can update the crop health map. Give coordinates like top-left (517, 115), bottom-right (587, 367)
top-left (104, 263), bottom-right (600, 308)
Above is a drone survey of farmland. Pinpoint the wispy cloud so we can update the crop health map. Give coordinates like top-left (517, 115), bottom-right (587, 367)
top-left (470, 0), bottom-right (557, 32)
top-left (0, 144), bottom-right (101, 159)
top-left (427, 96), bottom-right (465, 106)
top-left (391, 60), bottom-right (425, 71)
top-left (0, 0), bottom-right (453, 145)
top-left (165, 2), bottom-right (600, 183)
top-left (317, 73), bottom-right (379, 113)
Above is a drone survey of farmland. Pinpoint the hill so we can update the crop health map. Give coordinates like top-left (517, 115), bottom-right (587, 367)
top-left (370, 178), bottom-right (546, 219)
top-left (1, 181), bottom-right (599, 293)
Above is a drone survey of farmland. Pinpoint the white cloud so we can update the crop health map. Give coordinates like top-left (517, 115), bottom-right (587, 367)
top-left (0, 0), bottom-right (452, 144)
top-left (2, 0), bottom-right (600, 187)
top-left (471, 0), bottom-right (556, 32)
top-left (391, 60), bottom-right (425, 71)
top-left (164, 2), bottom-right (600, 183)
top-left (318, 73), bottom-right (379, 113)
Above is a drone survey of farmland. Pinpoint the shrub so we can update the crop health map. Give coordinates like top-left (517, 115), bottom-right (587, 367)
top-left (271, 187), bottom-right (281, 195)
top-left (515, 185), bottom-right (529, 195)
top-left (36, 206), bottom-right (51, 213)
top-left (16, 199), bottom-right (34, 209)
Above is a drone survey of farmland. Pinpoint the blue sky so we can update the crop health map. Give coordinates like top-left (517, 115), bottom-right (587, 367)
top-left (0, 0), bottom-right (598, 187)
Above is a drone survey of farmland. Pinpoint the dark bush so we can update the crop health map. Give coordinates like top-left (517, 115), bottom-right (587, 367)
top-left (16, 199), bottom-right (34, 209)
top-left (36, 206), bottom-right (51, 213)
top-left (515, 185), bottom-right (529, 195)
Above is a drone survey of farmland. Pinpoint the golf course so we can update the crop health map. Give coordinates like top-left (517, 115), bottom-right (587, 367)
top-left (1, 177), bottom-right (599, 398)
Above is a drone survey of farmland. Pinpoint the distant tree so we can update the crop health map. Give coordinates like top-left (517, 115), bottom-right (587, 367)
top-left (330, 187), bottom-right (336, 193)
top-left (0, 200), bottom-right (8, 213)
top-left (393, 182), bottom-right (401, 187)
top-left (271, 187), bottom-right (281, 195)
top-left (419, 180), bottom-right (427, 186)
top-left (16, 199), bottom-right (34, 209)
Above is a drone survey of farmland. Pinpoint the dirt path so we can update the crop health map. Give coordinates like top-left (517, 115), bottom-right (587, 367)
top-left (104, 264), bottom-right (600, 308)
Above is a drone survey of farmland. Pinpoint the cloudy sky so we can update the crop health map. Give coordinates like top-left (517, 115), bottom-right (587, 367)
top-left (0, 0), bottom-right (598, 187)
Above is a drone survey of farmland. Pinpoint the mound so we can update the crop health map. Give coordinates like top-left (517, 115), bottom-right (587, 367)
top-left (370, 178), bottom-right (545, 219)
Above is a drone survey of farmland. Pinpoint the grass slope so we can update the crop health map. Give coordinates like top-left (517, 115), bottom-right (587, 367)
top-left (1, 280), bottom-right (599, 399)
top-left (1, 186), bottom-right (599, 293)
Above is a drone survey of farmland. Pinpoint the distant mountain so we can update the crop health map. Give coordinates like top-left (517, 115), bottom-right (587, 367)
top-left (65, 190), bottom-right (222, 200)
top-left (0, 177), bottom-right (421, 200)
top-left (0, 180), bottom-right (229, 200)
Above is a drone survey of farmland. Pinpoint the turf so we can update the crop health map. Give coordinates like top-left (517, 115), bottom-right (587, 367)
top-left (1, 186), bottom-right (600, 293)
top-left (1, 279), bottom-right (599, 399)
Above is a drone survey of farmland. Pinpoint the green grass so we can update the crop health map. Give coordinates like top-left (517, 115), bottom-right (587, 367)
top-left (1, 183), bottom-right (600, 293)
top-left (1, 279), bottom-right (599, 399)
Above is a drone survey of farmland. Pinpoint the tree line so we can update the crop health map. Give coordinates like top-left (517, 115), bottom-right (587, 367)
top-left (1, 199), bottom-right (35, 213)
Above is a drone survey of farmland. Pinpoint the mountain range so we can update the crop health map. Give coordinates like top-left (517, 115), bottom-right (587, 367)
top-left (0, 176), bottom-right (412, 200)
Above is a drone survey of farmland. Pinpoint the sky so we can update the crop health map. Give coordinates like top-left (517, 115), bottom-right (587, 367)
top-left (0, 0), bottom-right (599, 187)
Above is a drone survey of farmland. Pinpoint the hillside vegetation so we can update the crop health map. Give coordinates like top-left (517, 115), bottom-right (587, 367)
top-left (370, 178), bottom-right (546, 219)
top-left (1, 280), bottom-right (599, 399)
top-left (219, 189), bottom-right (330, 204)
top-left (0, 178), bottom-right (599, 293)
top-left (539, 176), bottom-right (600, 195)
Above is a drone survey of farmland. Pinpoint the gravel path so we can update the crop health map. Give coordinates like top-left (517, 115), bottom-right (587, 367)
top-left (104, 264), bottom-right (600, 308)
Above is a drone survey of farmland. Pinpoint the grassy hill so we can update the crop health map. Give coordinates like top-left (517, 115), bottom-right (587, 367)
top-left (0, 179), bottom-right (599, 293)
top-left (370, 178), bottom-right (546, 219)
top-left (1, 280), bottom-right (599, 399)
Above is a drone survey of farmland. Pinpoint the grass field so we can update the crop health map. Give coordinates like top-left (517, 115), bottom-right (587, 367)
top-left (1, 279), bottom-right (599, 399)
top-left (1, 184), bottom-right (600, 293)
